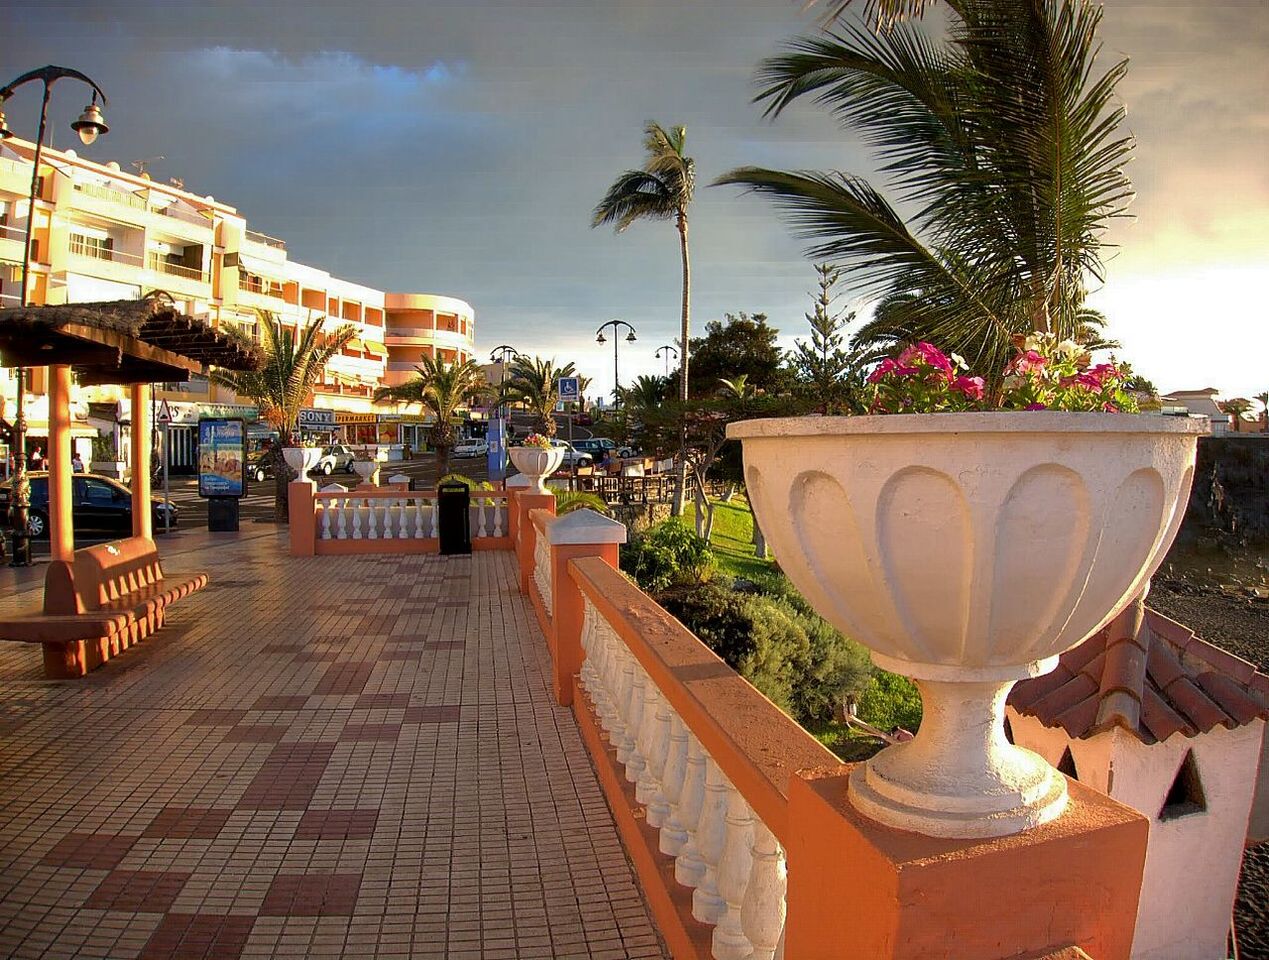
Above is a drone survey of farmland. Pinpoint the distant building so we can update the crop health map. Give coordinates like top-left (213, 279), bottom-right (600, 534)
top-left (0, 138), bottom-right (474, 468)
top-left (1160, 388), bottom-right (1229, 436)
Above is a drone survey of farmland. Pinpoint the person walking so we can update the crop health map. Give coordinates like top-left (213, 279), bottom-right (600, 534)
top-left (29, 445), bottom-right (43, 471)
top-left (72, 452), bottom-right (85, 473)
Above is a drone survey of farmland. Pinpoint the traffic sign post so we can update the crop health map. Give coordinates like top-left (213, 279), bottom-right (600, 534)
top-left (558, 378), bottom-right (580, 489)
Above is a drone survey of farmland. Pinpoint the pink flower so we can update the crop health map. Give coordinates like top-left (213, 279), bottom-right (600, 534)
top-left (1074, 373), bottom-right (1103, 391)
top-left (900, 342), bottom-right (954, 376)
top-left (867, 358), bottom-right (898, 384)
top-left (1102, 401), bottom-right (1119, 413)
top-left (1012, 350), bottom-right (1047, 375)
top-left (952, 375), bottom-right (985, 400)
top-left (1086, 363), bottom-right (1117, 385)
top-left (895, 365), bottom-right (921, 377)
top-left (1025, 402), bottom-right (1047, 411)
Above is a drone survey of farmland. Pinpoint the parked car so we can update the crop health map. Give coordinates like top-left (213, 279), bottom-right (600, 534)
top-left (549, 440), bottom-right (593, 468)
top-left (573, 437), bottom-right (635, 460)
top-left (453, 438), bottom-right (490, 459)
top-left (247, 450), bottom-right (274, 483)
top-left (573, 411), bottom-right (594, 427)
top-left (0, 472), bottom-right (178, 538)
top-left (311, 444), bottom-right (357, 476)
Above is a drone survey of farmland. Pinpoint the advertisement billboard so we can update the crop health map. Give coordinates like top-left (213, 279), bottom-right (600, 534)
top-left (198, 418), bottom-right (247, 498)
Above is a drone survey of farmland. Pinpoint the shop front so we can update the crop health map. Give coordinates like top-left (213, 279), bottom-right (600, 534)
top-left (299, 408), bottom-right (337, 446)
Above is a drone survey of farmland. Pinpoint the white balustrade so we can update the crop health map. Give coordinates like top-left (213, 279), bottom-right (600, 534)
top-left (711, 791), bottom-right (756, 960)
top-left (574, 581), bottom-right (791, 960)
top-left (533, 524), bottom-right (553, 616)
top-left (312, 494), bottom-right (441, 542)
top-left (741, 820), bottom-right (787, 960)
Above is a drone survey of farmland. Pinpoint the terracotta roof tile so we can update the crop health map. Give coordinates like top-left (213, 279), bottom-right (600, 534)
top-left (1141, 688), bottom-right (1195, 743)
top-left (1010, 599), bottom-right (1269, 745)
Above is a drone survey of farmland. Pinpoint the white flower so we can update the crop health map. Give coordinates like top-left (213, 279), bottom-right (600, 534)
top-left (950, 352), bottom-right (967, 370)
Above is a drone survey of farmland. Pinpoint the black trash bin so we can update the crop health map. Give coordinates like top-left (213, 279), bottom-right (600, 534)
top-left (436, 480), bottom-right (471, 555)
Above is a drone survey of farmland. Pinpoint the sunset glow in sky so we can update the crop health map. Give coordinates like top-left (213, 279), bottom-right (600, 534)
top-left (4, 0), bottom-right (1266, 401)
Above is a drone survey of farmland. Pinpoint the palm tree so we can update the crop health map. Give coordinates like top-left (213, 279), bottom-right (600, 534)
top-left (1255, 391), bottom-right (1269, 433)
top-left (503, 356), bottom-right (577, 437)
top-left (717, 374), bottom-right (757, 400)
top-left (211, 310), bottom-right (356, 521)
top-left (718, 0), bottom-right (1135, 387)
top-left (594, 122), bottom-right (696, 514)
top-left (619, 374), bottom-right (671, 412)
top-left (1222, 397), bottom-right (1252, 433)
top-left (373, 356), bottom-right (489, 477)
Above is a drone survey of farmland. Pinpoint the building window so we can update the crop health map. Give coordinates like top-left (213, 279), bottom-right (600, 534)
top-left (1159, 750), bottom-right (1206, 821)
top-left (69, 232), bottom-right (114, 261)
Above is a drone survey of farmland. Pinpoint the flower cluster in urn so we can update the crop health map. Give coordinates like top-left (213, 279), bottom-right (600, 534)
top-left (521, 433), bottom-right (553, 450)
top-left (866, 334), bottom-right (1140, 415)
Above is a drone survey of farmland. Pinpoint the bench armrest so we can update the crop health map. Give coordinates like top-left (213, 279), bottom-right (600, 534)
top-left (0, 613), bottom-right (132, 644)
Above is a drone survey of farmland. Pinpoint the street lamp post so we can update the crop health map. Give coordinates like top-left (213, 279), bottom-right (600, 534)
top-left (489, 345), bottom-right (518, 480)
top-left (595, 320), bottom-right (637, 409)
top-left (655, 344), bottom-right (679, 379)
top-left (0, 66), bottom-right (109, 566)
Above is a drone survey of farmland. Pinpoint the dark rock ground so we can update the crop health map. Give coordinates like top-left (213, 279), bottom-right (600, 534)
top-left (1149, 580), bottom-right (1267, 960)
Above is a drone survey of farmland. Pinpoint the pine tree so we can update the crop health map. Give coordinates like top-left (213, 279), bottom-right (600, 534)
top-left (792, 264), bottom-right (859, 414)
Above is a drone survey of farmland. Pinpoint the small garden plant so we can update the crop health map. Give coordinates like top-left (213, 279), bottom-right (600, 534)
top-left (866, 334), bottom-right (1140, 414)
top-left (521, 433), bottom-right (552, 450)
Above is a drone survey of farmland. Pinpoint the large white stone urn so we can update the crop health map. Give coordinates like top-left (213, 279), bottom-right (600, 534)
top-left (352, 459), bottom-right (378, 486)
top-left (509, 446), bottom-right (564, 494)
top-left (728, 412), bottom-right (1204, 838)
top-left (281, 446), bottom-right (322, 477)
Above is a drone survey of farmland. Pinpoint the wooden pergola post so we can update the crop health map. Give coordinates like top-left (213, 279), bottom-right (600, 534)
top-left (47, 364), bottom-right (75, 563)
top-left (130, 382), bottom-right (152, 540)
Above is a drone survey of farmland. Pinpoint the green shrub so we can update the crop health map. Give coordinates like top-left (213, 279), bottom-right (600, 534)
top-left (657, 583), bottom-right (870, 724)
top-left (620, 519), bottom-right (714, 593)
top-left (553, 490), bottom-right (608, 515)
top-left (856, 671), bottom-right (923, 732)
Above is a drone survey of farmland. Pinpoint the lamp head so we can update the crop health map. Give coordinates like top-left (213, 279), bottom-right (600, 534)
top-left (625, 330), bottom-right (637, 342)
top-left (596, 333), bottom-right (606, 345)
top-left (71, 96), bottom-right (108, 146)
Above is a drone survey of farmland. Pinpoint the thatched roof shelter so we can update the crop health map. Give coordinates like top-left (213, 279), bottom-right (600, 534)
top-left (0, 297), bottom-right (262, 385)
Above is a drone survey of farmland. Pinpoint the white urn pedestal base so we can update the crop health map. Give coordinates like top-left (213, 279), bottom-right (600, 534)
top-left (848, 654), bottom-right (1068, 839)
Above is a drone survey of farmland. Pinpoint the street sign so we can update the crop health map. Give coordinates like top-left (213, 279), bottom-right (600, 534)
top-left (157, 399), bottom-right (173, 423)
top-left (558, 377), bottom-right (580, 404)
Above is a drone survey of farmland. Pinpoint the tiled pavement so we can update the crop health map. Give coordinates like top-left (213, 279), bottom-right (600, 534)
top-left (0, 530), bottom-right (668, 959)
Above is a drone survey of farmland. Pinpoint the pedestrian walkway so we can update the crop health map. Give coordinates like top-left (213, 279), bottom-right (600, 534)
top-left (0, 532), bottom-right (667, 959)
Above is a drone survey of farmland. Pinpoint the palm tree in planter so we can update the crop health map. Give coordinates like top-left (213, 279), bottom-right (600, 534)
top-left (1222, 397), bottom-right (1253, 433)
top-left (211, 310), bottom-right (356, 521)
top-left (719, 0), bottom-right (1206, 840)
top-left (1256, 392), bottom-right (1269, 433)
top-left (502, 356), bottom-right (577, 437)
top-left (594, 122), bottom-right (696, 511)
top-left (373, 356), bottom-right (489, 478)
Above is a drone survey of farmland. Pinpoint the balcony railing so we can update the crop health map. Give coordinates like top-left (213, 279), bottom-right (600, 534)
top-left (244, 229), bottom-right (286, 250)
top-left (0, 223), bottom-right (25, 243)
top-left (73, 180), bottom-right (147, 210)
top-left (147, 253), bottom-right (208, 282)
top-left (238, 275), bottom-right (284, 298)
top-left (68, 237), bottom-right (144, 267)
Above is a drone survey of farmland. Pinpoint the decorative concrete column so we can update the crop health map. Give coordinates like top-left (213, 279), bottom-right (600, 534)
top-left (288, 478), bottom-right (318, 557)
top-left (513, 490), bottom-right (555, 596)
top-left (47, 364), bottom-right (74, 563)
top-left (129, 382), bottom-right (152, 540)
top-left (505, 473), bottom-right (532, 543)
top-left (782, 767), bottom-right (1149, 960)
top-left (548, 508), bottom-right (626, 706)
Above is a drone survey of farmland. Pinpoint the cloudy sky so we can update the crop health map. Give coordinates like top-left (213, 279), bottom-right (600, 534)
top-left (4, 0), bottom-right (1267, 400)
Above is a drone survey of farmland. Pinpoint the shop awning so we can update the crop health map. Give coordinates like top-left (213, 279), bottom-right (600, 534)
top-left (363, 341), bottom-right (388, 357)
top-left (343, 338), bottom-right (366, 353)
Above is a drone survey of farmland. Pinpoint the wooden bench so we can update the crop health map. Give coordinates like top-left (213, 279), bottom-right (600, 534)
top-left (0, 536), bottom-right (207, 679)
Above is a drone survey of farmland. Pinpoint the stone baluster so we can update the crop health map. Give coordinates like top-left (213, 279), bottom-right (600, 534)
top-left (351, 498), bottom-right (363, 539)
top-left (411, 498), bottom-right (423, 538)
top-left (691, 758), bottom-right (731, 924)
top-left (319, 501), bottom-right (333, 540)
top-left (429, 501), bottom-right (439, 538)
top-left (605, 643), bottom-right (633, 754)
top-left (674, 736), bottom-right (711, 886)
top-left (381, 499), bottom-right (395, 539)
top-left (741, 819), bottom-right (787, 960)
top-left (476, 501), bottom-right (488, 538)
top-left (634, 683), bottom-right (663, 806)
top-left (334, 498), bottom-right (347, 539)
top-left (711, 791), bottom-right (756, 960)
top-left (644, 697), bottom-right (673, 828)
top-left (621, 667), bottom-right (647, 778)
top-left (592, 620), bottom-right (618, 728)
top-left (493, 499), bottom-right (505, 537)
top-left (658, 715), bottom-right (690, 854)
top-left (397, 498), bottom-right (408, 539)
top-left (579, 599), bottom-right (599, 695)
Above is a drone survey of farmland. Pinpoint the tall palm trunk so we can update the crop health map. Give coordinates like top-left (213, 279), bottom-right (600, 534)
top-left (273, 443), bottom-right (291, 522)
top-left (672, 210), bottom-right (692, 515)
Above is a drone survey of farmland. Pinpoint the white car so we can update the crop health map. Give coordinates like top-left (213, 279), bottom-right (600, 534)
top-left (550, 439), bottom-right (593, 468)
top-left (453, 438), bottom-right (490, 458)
